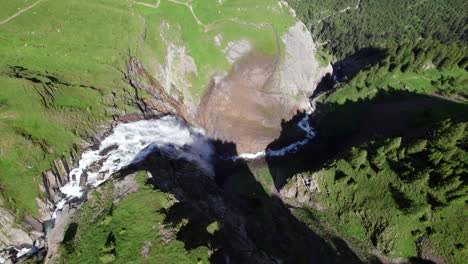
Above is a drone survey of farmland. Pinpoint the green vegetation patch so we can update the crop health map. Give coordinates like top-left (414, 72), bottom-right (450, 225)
top-left (315, 47), bottom-right (331, 67)
top-left (301, 120), bottom-right (467, 261)
top-left (288, 0), bottom-right (468, 59)
top-left (59, 172), bottom-right (210, 264)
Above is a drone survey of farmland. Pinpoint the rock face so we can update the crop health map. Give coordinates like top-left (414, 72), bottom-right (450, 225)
top-left (198, 22), bottom-right (331, 153)
top-left (0, 207), bottom-right (37, 248)
top-left (127, 57), bottom-right (190, 121)
top-left (128, 21), bottom-right (332, 154)
top-left (0, 150), bottom-right (79, 262)
top-left (40, 151), bottom-right (79, 205)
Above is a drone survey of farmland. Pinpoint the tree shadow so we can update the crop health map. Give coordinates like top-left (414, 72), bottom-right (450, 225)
top-left (61, 222), bottom-right (78, 254)
top-left (334, 47), bottom-right (389, 81)
top-left (389, 184), bottom-right (414, 212)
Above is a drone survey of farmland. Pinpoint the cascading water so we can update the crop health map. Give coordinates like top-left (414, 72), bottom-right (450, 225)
top-left (231, 91), bottom-right (325, 161)
top-left (54, 116), bottom-right (214, 217)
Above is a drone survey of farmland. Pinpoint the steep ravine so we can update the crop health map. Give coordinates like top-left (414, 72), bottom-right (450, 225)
top-left (37, 95), bottom-right (333, 264)
top-left (0, 71), bottom-right (332, 264)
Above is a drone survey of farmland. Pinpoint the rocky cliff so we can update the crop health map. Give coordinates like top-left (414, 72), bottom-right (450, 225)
top-left (128, 20), bottom-right (332, 153)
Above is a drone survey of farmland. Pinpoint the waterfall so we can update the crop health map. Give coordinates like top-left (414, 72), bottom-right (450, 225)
top-left (231, 91), bottom-right (325, 161)
top-left (54, 116), bottom-right (214, 217)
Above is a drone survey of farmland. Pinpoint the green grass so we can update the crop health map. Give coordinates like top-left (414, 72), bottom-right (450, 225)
top-left (0, 0), bottom-right (38, 18)
top-left (328, 67), bottom-right (467, 104)
top-left (59, 172), bottom-right (210, 264)
top-left (251, 166), bottom-right (275, 195)
top-left (292, 207), bottom-right (371, 261)
top-left (0, 0), bottom-right (145, 215)
top-left (315, 47), bottom-right (331, 67)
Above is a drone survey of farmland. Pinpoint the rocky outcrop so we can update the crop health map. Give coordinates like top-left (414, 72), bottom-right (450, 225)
top-left (280, 172), bottom-right (324, 211)
top-left (0, 151), bottom-right (78, 248)
top-left (126, 57), bottom-right (190, 121)
top-left (0, 207), bottom-right (37, 249)
top-left (0, 203), bottom-right (47, 264)
top-left (0, 150), bottom-right (80, 263)
top-left (40, 150), bottom-right (79, 206)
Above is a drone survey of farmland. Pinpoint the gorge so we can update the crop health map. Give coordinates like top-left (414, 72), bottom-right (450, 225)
top-left (1, 0), bottom-right (466, 263)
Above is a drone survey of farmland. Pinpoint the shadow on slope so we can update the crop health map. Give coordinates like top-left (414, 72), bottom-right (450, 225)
top-left (261, 88), bottom-right (466, 263)
top-left (115, 138), bottom-right (363, 263)
top-left (266, 88), bottom-right (468, 191)
top-left (334, 47), bottom-right (389, 82)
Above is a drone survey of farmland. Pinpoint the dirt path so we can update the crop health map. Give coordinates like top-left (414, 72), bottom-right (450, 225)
top-left (131, 0), bottom-right (206, 29)
top-left (130, 0), bottom-right (280, 40)
top-left (167, 0), bottom-right (205, 28)
top-left (0, 0), bottom-right (44, 25)
top-left (132, 0), bottom-right (160, 8)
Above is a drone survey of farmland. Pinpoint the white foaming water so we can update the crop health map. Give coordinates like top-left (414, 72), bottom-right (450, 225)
top-left (16, 247), bottom-right (38, 258)
top-left (54, 116), bottom-right (213, 217)
top-left (232, 94), bottom-right (322, 161)
top-left (0, 245), bottom-right (38, 264)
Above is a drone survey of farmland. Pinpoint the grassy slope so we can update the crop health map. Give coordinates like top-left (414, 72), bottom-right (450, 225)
top-left (328, 68), bottom-right (467, 104)
top-left (0, 0), bottom-right (143, 215)
top-left (0, 0), bottom-right (296, 216)
top-left (59, 172), bottom-right (210, 264)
